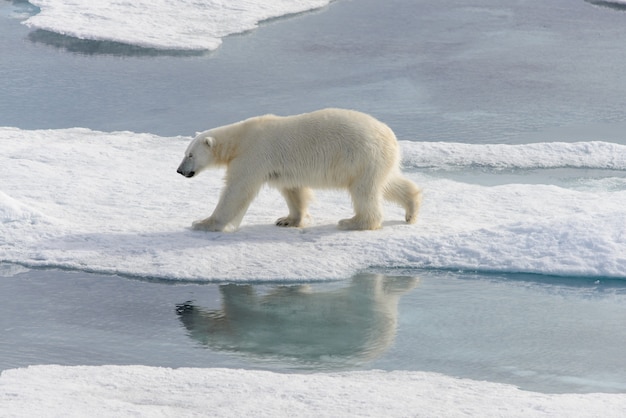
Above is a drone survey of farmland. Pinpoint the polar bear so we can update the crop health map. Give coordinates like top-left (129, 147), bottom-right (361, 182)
top-left (177, 108), bottom-right (421, 232)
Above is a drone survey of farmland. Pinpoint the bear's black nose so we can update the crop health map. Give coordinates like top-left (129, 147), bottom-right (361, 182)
top-left (177, 168), bottom-right (194, 177)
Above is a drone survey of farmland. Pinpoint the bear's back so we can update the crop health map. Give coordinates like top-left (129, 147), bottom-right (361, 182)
top-left (212, 108), bottom-right (400, 189)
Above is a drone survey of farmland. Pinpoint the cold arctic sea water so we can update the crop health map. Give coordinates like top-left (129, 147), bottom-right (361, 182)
top-left (2, 265), bottom-right (626, 394)
top-left (2, 0), bottom-right (626, 412)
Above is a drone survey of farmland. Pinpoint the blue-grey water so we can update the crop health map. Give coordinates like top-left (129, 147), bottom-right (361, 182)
top-left (2, 264), bottom-right (626, 394)
top-left (2, 0), bottom-right (626, 394)
top-left (3, 0), bottom-right (626, 143)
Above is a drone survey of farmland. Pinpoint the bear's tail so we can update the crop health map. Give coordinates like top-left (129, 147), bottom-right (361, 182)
top-left (383, 174), bottom-right (422, 224)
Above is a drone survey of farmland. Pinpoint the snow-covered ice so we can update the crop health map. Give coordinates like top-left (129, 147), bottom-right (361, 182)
top-left (2, 127), bottom-right (626, 281)
top-left (2, 365), bottom-right (626, 417)
top-left (403, 141), bottom-right (626, 170)
top-left (22, 0), bottom-right (333, 51)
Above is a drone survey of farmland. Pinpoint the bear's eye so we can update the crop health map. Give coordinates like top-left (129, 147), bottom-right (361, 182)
top-left (188, 153), bottom-right (193, 158)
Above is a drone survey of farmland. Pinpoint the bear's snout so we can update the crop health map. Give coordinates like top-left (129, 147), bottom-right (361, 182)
top-left (177, 159), bottom-right (195, 178)
top-left (177, 167), bottom-right (195, 178)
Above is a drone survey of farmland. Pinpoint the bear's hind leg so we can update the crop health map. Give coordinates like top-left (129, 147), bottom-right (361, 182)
top-left (276, 187), bottom-right (313, 227)
top-left (383, 174), bottom-right (422, 224)
top-left (339, 179), bottom-right (384, 230)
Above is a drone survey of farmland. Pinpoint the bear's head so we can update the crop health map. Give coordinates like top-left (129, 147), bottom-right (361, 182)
top-left (177, 133), bottom-right (214, 178)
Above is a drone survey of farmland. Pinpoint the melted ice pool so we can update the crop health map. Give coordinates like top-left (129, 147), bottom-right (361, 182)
top-left (2, 264), bottom-right (625, 394)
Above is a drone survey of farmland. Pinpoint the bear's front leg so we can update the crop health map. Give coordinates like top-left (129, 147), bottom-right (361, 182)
top-left (193, 178), bottom-right (262, 232)
top-left (192, 217), bottom-right (230, 232)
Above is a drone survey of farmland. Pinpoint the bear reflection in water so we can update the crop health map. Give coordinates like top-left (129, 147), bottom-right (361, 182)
top-left (176, 274), bottom-right (418, 367)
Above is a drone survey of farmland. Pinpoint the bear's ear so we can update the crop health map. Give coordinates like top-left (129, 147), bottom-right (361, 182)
top-left (204, 136), bottom-right (214, 148)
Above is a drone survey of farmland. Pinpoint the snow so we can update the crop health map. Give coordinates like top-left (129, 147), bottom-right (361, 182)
top-left (1, 365), bottom-right (625, 417)
top-left (403, 141), bottom-right (626, 170)
top-left (2, 127), bottom-right (626, 281)
top-left (22, 0), bottom-right (333, 51)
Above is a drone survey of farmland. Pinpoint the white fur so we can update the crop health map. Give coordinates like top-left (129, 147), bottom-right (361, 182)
top-left (177, 108), bottom-right (422, 232)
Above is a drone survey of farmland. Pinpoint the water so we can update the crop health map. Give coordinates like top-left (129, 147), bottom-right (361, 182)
top-left (2, 0), bottom-right (626, 396)
top-left (3, 0), bottom-right (626, 143)
top-left (2, 264), bottom-right (625, 394)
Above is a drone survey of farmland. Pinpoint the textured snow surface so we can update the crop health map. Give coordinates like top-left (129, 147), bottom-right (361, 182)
top-left (2, 365), bottom-right (626, 417)
top-left (23, 0), bottom-right (332, 50)
top-left (2, 127), bottom-right (626, 281)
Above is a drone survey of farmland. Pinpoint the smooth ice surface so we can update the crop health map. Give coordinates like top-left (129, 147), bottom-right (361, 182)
top-left (2, 127), bottom-right (626, 281)
top-left (2, 365), bottom-right (626, 418)
top-left (23, 0), bottom-right (333, 50)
